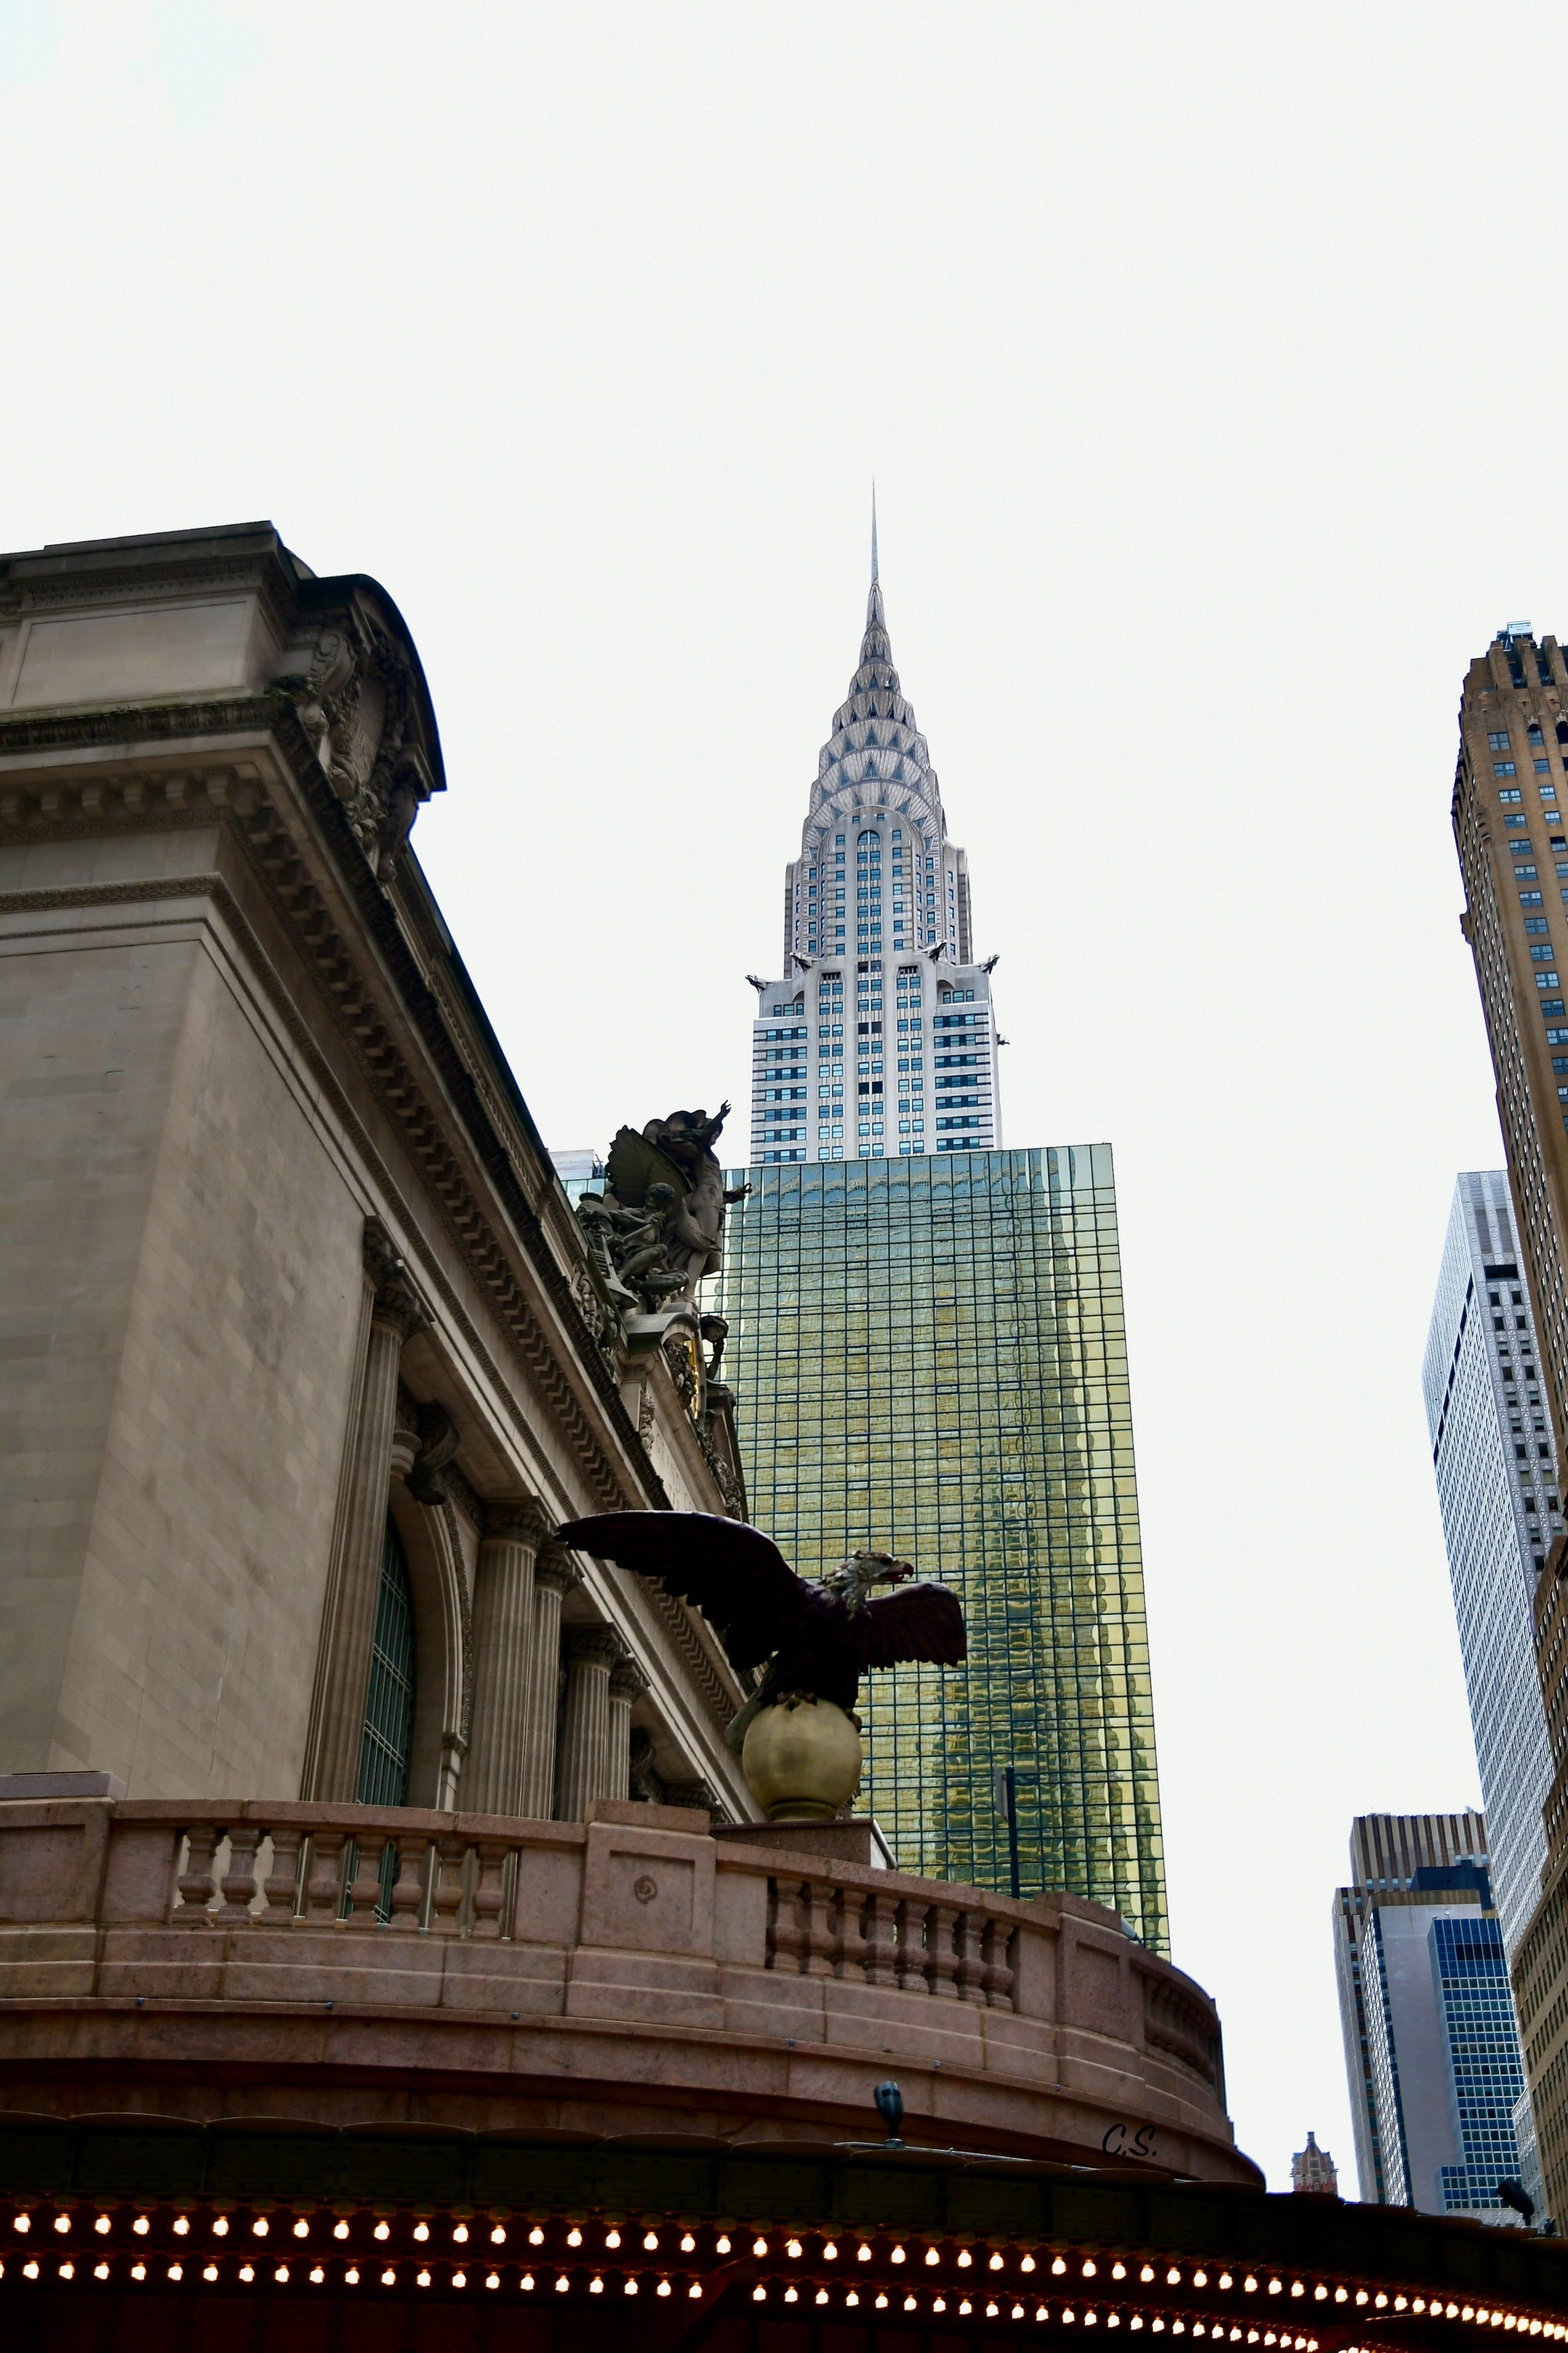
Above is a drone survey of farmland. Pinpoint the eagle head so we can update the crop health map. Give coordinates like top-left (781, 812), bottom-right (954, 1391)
top-left (826, 1549), bottom-right (916, 1611)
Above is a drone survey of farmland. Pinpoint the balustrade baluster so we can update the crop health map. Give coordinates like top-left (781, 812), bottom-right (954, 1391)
top-left (861, 1892), bottom-right (896, 1985)
top-left (768, 1878), bottom-right (804, 1974)
top-left (303, 1829), bottom-right (349, 1923)
top-left (389, 1836), bottom-right (431, 1932)
top-left (430, 1835), bottom-right (466, 1936)
top-left (259, 1825), bottom-right (306, 1923)
top-left (982, 1919), bottom-right (1017, 2010)
top-left (834, 1890), bottom-right (869, 1983)
top-left (344, 1834), bottom-right (391, 1926)
top-left (925, 1901), bottom-right (961, 1999)
top-left (955, 1909), bottom-right (987, 2003)
top-left (470, 1839), bottom-right (512, 1940)
top-left (894, 1897), bottom-right (926, 1992)
top-left (173, 1825), bottom-right (222, 1925)
top-left (216, 1825), bottom-right (263, 1926)
top-left (801, 1878), bottom-right (836, 1978)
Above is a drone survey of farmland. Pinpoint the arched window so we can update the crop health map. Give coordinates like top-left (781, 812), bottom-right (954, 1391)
top-left (357, 1519), bottom-right (417, 1807)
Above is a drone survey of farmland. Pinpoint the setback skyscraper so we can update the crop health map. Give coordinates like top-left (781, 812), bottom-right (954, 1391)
top-left (748, 545), bottom-right (999, 1165)
top-left (1423, 1171), bottom-right (1557, 1959)
top-left (719, 543), bottom-right (1167, 1944)
top-left (1452, 628), bottom-right (1568, 2220)
top-left (1334, 1813), bottom-right (1526, 2224)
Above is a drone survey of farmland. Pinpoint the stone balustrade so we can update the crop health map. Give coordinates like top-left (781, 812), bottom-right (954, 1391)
top-left (0, 1793), bottom-right (1254, 2188)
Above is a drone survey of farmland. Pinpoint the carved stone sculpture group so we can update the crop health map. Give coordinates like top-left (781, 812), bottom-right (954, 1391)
top-left (574, 1104), bottom-right (748, 1321)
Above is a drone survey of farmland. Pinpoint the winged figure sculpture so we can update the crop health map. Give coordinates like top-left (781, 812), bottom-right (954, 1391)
top-left (556, 1512), bottom-right (966, 1751)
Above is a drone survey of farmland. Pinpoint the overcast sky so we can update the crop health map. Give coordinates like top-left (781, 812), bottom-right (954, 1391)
top-left (6, 0), bottom-right (1563, 2191)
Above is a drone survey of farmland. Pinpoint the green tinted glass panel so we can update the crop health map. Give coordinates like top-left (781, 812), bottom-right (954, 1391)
top-left (709, 1146), bottom-right (1167, 1954)
top-left (357, 1520), bottom-right (416, 1808)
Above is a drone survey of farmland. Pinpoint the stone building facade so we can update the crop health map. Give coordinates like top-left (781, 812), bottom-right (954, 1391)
top-left (0, 520), bottom-right (750, 1825)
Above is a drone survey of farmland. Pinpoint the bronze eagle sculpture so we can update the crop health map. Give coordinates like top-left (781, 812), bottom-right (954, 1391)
top-left (556, 1512), bottom-right (966, 1748)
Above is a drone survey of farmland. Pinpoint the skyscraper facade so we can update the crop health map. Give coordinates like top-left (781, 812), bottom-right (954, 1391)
top-left (1451, 628), bottom-right (1568, 2220)
top-left (720, 543), bottom-right (1164, 1941)
top-left (748, 552), bottom-right (1000, 1166)
top-left (1333, 1812), bottom-right (1526, 2224)
top-left (1423, 1171), bottom-right (1557, 1959)
top-left (710, 1144), bottom-right (1167, 1950)
top-left (1290, 2133), bottom-right (1338, 2195)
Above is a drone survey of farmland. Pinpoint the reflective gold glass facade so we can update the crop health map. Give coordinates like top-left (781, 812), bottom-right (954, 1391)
top-left (710, 1144), bottom-right (1167, 1952)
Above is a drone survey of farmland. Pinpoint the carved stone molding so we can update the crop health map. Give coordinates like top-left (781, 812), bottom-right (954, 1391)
top-left (0, 700), bottom-right (663, 1520)
top-left (534, 1541), bottom-right (583, 1600)
top-left (662, 1777), bottom-right (718, 1813)
top-left (563, 1625), bottom-right (627, 1674)
top-left (362, 1219), bottom-right (430, 1342)
top-left (406, 1400), bottom-right (459, 1505)
top-left (484, 1497), bottom-right (554, 1549)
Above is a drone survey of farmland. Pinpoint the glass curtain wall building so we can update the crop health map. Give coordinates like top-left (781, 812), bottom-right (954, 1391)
top-left (710, 1144), bottom-right (1167, 1952)
top-left (1423, 1172), bottom-right (1555, 1955)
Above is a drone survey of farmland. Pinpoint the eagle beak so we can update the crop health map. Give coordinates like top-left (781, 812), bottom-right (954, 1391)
top-left (880, 1561), bottom-right (915, 1586)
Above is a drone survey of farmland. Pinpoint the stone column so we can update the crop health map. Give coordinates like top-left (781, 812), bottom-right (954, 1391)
top-left (554, 1627), bottom-right (624, 1822)
top-left (604, 1658), bottom-right (648, 1805)
top-left (463, 1499), bottom-right (552, 1817)
top-left (521, 1541), bottom-right (581, 1820)
top-left (305, 1221), bottom-right (430, 1801)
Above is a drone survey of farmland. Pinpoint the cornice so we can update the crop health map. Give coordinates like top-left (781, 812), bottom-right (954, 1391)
top-left (0, 699), bottom-right (668, 1518)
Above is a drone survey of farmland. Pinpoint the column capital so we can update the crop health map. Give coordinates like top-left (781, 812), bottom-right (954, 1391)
top-left (535, 1539), bottom-right (584, 1598)
top-left (608, 1658), bottom-right (648, 1701)
top-left (483, 1496), bottom-right (554, 1549)
top-left (564, 1624), bottom-right (626, 1672)
top-left (362, 1218), bottom-right (431, 1341)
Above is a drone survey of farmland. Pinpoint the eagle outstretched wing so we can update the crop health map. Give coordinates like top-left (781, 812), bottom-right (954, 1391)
top-left (557, 1511), bottom-right (811, 1673)
top-left (856, 1581), bottom-right (967, 1669)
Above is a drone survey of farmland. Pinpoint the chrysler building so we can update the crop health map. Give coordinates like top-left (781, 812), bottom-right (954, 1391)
top-left (747, 539), bottom-right (1000, 1164)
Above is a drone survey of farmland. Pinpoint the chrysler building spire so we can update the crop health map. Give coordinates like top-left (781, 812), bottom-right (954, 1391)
top-left (747, 544), bottom-right (1000, 1167)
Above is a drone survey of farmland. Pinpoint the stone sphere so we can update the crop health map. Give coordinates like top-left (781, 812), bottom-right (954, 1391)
top-left (742, 1694), bottom-right (863, 1822)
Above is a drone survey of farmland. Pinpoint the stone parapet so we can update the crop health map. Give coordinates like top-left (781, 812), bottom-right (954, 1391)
top-left (0, 1794), bottom-right (1254, 2187)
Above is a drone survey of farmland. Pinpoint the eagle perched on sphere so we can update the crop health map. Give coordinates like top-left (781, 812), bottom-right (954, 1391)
top-left (557, 1512), bottom-right (966, 1746)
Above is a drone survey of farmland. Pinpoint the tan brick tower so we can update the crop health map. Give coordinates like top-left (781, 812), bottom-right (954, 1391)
top-left (1453, 625), bottom-right (1568, 2223)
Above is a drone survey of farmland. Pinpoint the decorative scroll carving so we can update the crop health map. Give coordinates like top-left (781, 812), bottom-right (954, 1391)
top-left (407, 1400), bottom-right (460, 1505)
top-left (283, 619), bottom-right (437, 884)
top-left (362, 1219), bottom-right (430, 1341)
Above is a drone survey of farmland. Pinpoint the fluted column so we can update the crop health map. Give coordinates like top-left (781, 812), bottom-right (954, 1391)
top-left (605, 1658), bottom-right (648, 1805)
top-left (305, 1222), bottom-right (430, 1800)
top-left (554, 1627), bottom-right (623, 1822)
top-left (522, 1541), bottom-right (581, 1819)
top-left (463, 1498), bottom-right (553, 1817)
